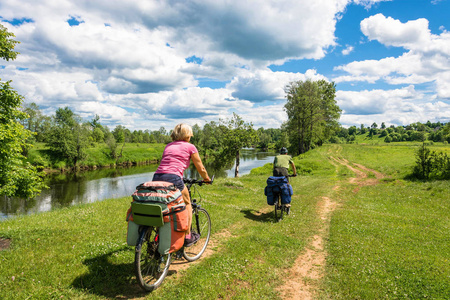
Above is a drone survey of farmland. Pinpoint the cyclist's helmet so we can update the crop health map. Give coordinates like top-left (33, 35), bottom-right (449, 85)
top-left (280, 147), bottom-right (288, 154)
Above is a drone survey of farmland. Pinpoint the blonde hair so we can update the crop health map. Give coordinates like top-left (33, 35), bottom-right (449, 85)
top-left (171, 123), bottom-right (193, 141)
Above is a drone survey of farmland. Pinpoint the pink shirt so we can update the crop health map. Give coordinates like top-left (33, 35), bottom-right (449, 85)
top-left (155, 141), bottom-right (198, 177)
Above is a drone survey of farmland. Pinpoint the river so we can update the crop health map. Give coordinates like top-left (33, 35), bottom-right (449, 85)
top-left (0, 149), bottom-right (275, 220)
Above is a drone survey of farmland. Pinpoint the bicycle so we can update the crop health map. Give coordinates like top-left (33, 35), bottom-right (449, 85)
top-left (134, 177), bottom-right (213, 292)
top-left (273, 174), bottom-right (296, 222)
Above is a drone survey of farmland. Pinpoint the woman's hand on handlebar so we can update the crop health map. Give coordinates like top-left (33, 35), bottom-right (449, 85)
top-left (203, 175), bottom-right (215, 184)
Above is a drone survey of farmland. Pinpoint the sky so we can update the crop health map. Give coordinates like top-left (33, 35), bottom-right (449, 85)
top-left (1, 0), bottom-right (449, 132)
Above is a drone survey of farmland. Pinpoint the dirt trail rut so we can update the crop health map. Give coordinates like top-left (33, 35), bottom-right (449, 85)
top-left (279, 155), bottom-right (385, 299)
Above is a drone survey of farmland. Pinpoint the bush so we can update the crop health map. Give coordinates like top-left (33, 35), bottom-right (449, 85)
top-left (328, 136), bottom-right (342, 144)
top-left (412, 143), bottom-right (450, 179)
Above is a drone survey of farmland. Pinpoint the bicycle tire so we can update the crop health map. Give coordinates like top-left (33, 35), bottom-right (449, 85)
top-left (135, 226), bottom-right (172, 292)
top-left (275, 196), bottom-right (283, 222)
top-left (183, 208), bottom-right (211, 262)
top-left (274, 202), bottom-right (279, 220)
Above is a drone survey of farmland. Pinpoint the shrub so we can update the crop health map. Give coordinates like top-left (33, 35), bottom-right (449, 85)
top-left (412, 143), bottom-right (450, 179)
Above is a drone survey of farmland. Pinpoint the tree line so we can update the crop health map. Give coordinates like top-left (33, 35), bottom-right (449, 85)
top-left (330, 121), bottom-right (450, 144)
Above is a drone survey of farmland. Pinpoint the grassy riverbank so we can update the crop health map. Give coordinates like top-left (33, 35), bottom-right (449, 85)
top-left (1, 143), bottom-right (449, 299)
top-left (28, 143), bottom-right (166, 171)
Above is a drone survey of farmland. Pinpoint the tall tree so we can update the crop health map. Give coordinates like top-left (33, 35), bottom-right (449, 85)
top-left (218, 113), bottom-right (258, 177)
top-left (190, 124), bottom-right (203, 151)
top-left (256, 127), bottom-right (272, 150)
top-left (0, 25), bottom-right (45, 198)
top-left (284, 79), bottom-right (341, 155)
top-left (46, 107), bottom-right (89, 166)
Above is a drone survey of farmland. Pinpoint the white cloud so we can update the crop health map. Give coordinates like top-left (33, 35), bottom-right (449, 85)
top-left (337, 85), bottom-right (449, 126)
top-left (342, 45), bottom-right (354, 55)
top-left (361, 14), bottom-right (431, 49)
top-left (227, 69), bottom-right (326, 102)
top-left (352, 0), bottom-right (391, 9)
top-left (337, 85), bottom-right (422, 115)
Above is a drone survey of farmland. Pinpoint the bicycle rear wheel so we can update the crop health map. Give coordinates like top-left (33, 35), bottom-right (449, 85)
top-left (275, 196), bottom-right (283, 222)
top-left (183, 208), bottom-right (211, 262)
top-left (135, 226), bottom-right (172, 292)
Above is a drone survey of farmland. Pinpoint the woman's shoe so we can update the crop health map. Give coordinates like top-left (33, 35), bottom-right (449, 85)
top-left (184, 232), bottom-right (200, 247)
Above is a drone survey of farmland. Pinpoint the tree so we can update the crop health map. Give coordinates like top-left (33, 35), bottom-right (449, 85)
top-left (112, 125), bottom-right (126, 143)
top-left (198, 121), bottom-right (219, 157)
top-left (46, 107), bottom-right (89, 166)
top-left (0, 25), bottom-right (45, 198)
top-left (360, 124), bottom-right (367, 134)
top-left (284, 79), bottom-right (341, 155)
top-left (190, 124), bottom-right (203, 150)
top-left (92, 127), bottom-right (105, 143)
top-left (256, 127), bottom-right (272, 150)
top-left (89, 114), bottom-right (108, 143)
top-left (218, 113), bottom-right (258, 177)
top-left (275, 130), bottom-right (290, 151)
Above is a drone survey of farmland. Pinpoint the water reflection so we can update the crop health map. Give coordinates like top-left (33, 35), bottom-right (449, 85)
top-left (186, 149), bottom-right (276, 178)
top-left (1, 149), bottom-right (275, 220)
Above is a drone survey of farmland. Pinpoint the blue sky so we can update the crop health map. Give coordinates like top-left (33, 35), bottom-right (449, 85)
top-left (1, 0), bottom-right (449, 131)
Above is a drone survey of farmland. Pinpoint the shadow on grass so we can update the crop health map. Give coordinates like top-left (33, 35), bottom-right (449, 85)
top-left (72, 246), bottom-right (148, 299)
top-left (240, 209), bottom-right (274, 223)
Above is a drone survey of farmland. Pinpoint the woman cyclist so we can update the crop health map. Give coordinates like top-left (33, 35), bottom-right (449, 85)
top-left (152, 123), bottom-right (211, 246)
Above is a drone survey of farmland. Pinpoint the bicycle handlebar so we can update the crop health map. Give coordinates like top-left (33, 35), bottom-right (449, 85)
top-left (183, 175), bottom-right (215, 186)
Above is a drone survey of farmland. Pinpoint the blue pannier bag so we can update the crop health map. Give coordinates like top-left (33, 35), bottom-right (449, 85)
top-left (265, 176), bottom-right (293, 205)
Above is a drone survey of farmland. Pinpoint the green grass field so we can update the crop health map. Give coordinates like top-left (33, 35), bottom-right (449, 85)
top-left (1, 143), bottom-right (449, 299)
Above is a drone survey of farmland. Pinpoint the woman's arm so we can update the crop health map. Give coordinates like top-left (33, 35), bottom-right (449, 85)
top-left (191, 152), bottom-right (211, 182)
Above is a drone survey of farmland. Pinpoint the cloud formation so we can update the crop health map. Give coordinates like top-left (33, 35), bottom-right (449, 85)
top-left (334, 12), bottom-right (450, 125)
top-left (0, 0), bottom-right (448, 131)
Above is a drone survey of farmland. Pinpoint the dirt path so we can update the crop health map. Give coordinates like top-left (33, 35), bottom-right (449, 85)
top-left (278, 196), bottom-right (337, 299)
top-left (0, 238), bottom-right (10, 251)
top-left (278, 155), bottom-right (385, 299)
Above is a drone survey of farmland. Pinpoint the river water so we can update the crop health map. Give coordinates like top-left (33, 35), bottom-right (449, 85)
top-left (0, 149), bottom-right (275, 220)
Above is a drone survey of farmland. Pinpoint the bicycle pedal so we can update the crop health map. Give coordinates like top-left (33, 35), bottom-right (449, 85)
top-left (175, 250), bottom-right (183, 259)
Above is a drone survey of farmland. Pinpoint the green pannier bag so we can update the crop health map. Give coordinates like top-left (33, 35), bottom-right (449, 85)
top-left (126, 220), bottom-right (140, 246)
top-left (131, 202), bottom-right (164, 227)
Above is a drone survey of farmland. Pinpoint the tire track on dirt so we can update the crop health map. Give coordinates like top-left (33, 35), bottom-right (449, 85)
top-left (278, 196), bottom-right (337, 300)
top-left (279, 155), bottom-right (385, 299)
top-left (331, 156), bottom-right (385, 192)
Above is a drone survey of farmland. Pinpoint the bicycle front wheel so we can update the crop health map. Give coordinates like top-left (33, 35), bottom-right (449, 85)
top-left (183, 208), bottom-right (211, 262)
top-left (135, 226), bottom-right (172, 292)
